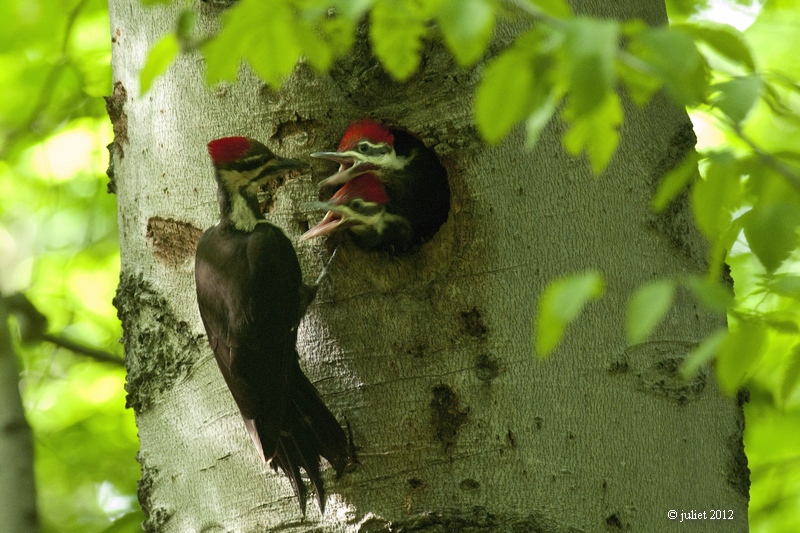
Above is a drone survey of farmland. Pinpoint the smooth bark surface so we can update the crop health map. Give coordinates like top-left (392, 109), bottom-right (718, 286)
top-left (109, 0), bottom-right (749, 531)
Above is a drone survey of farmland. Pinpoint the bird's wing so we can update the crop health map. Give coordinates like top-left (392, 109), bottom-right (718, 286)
top-left (195, 224), bottom-right (303, 461)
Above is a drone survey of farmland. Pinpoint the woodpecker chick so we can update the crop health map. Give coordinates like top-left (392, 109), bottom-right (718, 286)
top-left (306, 120), bottom-right (450, 252)
top-left (195, 136), bottom-right (350, 515)
top-left (302, 173), bottom-right (413, 252)
top-left (311, 119), bottom-right (410, 188)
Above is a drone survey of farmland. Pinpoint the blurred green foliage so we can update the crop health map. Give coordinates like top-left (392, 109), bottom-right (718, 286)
top-left (3, 0), bottom-right (798, 531)
top-left (0, 0), bottom-right (140, 531)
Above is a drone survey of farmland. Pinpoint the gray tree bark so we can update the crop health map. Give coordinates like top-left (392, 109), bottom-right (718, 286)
top-left (108, 0), bottom-right (749, 531)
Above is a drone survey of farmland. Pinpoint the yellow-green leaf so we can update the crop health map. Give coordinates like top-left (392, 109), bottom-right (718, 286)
top-left (562, 91), bottom-right (622, 174)
top-left (681, 329), bottom-right (727, 378)
top-left (202, 0), bottom-right (301, 87)
top-left (711, 75), bottom-right (762, 125)
top-left (673, 22), bottom-right (756, 72)
top-left (652, 149), bottom-right (700, 211)
top-left (629, 27), bottom-right (708, 106)
top-left (781, 345), bottom-right (800, 404)
top-left (475, 50), bottom-right (535, 143)
top-left (627, 280), bottom-right (675, 345)
top-left (139, 34), bottom-right (179, 95)
top-left (534, 271), bottom-right (605, 358)
top-left (690, 151), bottom-right (742, 241)
top-left (561, 17), bottom-right (619, 115)
top-left (683, 276), bottom-right (733, 312)
top-left (529, 0), bottom-right (572, 18)
top-left (717, 321), bottom-right (767, 394)
top-left (525, 93), bottom-right (559, 148)
top-left (436, 0), bottom-right (495, 67)
top-left (370, 0), bottom-right (426, 80)
top-left (768, 274), bottom-right (800, 298)
top-left (743, 201), bottom-right (800, 273)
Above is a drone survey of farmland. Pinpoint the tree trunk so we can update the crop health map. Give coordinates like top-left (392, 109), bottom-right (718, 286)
top-left (108, 0), bottom-right (749, 531)
top-left (0, 299), bottom-right (39, 533)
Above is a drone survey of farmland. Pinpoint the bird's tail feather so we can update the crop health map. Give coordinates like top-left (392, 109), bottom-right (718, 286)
top-left (267, 361), bottom-right (351, 515)
top-left (292, 367), bottom-right (351, 474)
top-left (272, 439), bottom-right (308, 516)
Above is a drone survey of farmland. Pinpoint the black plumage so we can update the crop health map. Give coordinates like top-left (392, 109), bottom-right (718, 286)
top-left (303, 121), bottom-right (450, 253)
top-left (386, 129), bottom-right (450, 246)
top-left (195, 137), bottom-right (350, 515)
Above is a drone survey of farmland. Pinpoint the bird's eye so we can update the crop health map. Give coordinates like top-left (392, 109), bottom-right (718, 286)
top-left (351, 199), bottom-right (365, 210)
top-left (358, 142), bottom-right (370, 154)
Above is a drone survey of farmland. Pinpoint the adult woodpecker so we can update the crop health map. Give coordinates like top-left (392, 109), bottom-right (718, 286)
top-left (303, 119), bottom-right (449, 253)
top-left (195, 136), bottom-right (350, 515)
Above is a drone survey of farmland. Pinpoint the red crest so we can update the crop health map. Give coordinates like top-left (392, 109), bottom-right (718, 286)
top-left (207, 137), bottom-right (252, 164)
top-left (331, 174), bottom-right (389, 205)
top-left (338, 119), bottom-right (394, 151)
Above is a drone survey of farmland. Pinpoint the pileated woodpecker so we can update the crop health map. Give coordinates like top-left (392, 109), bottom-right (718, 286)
top-left (195, 136), bottom-right (351, 515)
top-left (302, 119), bottom-right (449, 253)
top-left (302, 173), bottom-right (414, 252)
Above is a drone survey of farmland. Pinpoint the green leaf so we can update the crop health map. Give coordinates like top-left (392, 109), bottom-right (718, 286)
top-left (436, 0), bottom-right (495, 67)
top-left (627, 280), bottom-right (676, 344)
top-left (743, 201), bottom-right (800, 272)
top-left (525, 93), bottom-right (559, 148)
top-left (100, 510), bottom-right (147, 533)
top-left (175, 9), bottom-right (196, 44)
top-left (534, 271), bottom-right (605, 358)
top-left (673, 22), bottom-right (756, 72)
top-left (616, 53), bottom-right (662, 107)
top-left (652, 149), bottom-right (700, 211)
top-left (768, 274), bottom-right (800, 298)
top-left (139, 34), bottom-right (179, 95)
top-left (762, 313), bottom-right (799, 334)
top-left (330, 0), bottom-right (375, 18)
top-left (683, 276), bottom-right (733, 312)
top-left (295, 25), bottom-right (335, 73)
top-left (203, 0), bottom-right (301, 86)
top-left (295, 12), bottom-right (358, 74)
top-left (711, 75), bottom-right (762, 125)
top-left (528, 0), bottom-right (572, 18)
top-left (629, 27), bottom-right (708, 105)
top-left (561, 17), bottom-right (619, 115)
top-left (717, 321), bottom-right (767, 394)
top-left (370, 0), bottom-right (426, 80)
top-left (562, 91), bottom-right (623, 174)
top-left (690, 152), bottom-right (742, 241)
top-left (681, 329), bottom-right (727, 378)
top-left (475, 49), bottom-right (535, 143)
top-left (781, 345), bottom-right (800, 404)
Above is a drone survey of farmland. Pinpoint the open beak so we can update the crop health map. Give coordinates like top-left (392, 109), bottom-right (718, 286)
top-left (310, 151), bottom-right (355, 166)
top-left (311, 151), bottom-right (378, 188)
top-left (317, 161), bottom-right (379, 188)
top-left (301, 203), bottom-right (360, 240)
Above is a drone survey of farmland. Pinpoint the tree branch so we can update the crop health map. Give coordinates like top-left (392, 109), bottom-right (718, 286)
top-left (41, 333), bottom-right (124, 367)
top-left (5, 293), bottom-right (124, 368)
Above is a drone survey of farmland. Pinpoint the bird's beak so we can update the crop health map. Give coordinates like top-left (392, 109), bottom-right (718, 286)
top-left (310, 151), bottom-right (355, 165)
top-left (317, 161), bottom-right (379, 188)
top-left (267, 156), bottom-right (311, 175)
top-left (301, 203), bottom-right (360, 240)
top-left (311, 151), bottom-right (378, 188)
